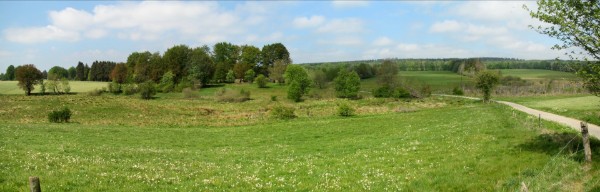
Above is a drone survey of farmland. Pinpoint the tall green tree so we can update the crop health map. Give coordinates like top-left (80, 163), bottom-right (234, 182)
top-left (127, 51), bottom-right (152, 83)
top-left (75, 62), bottom-right (85, 81)
top-left (269, 59), bottom-right (289, 84)
top-left (377, 60), bottom-right (399, 88)
top-left (48, 66), bottom-right (69, 80)
top-left (213, 42), bottom-right (239, 82)
top-left (6, 65), bottom-right (15, 80)
top-left (240, 45), bottom-right (261, 73)
top-left (475, 71), bottom-right (500, 103)
top-left (284, 65), bottom-right (311, 102)
top-left (68, 66), bottom-right (76, 80)
top-left (260, 43), bottom-right (290, 76)
top-left (163, 45), bottom-right (191, 83)
top-left (527, 0), bottom-right (600, 95)
top-left (334, 70), bottom-right (361, 99)
top-left (110, 63), bottom-right (128, 84)
top-left (15, 64), bottom-right (44, 95)
top-left (188, 46), bottom-right (215, 87)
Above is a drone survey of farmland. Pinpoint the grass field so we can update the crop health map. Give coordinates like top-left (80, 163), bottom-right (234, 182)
top-left (500, 95), bottom-right (600, 125)
top-left (498, 69), bottom-right (578, 80)
top-left (0, 81), bottom-right (108, 95)
top-left (1, 90), bottom-right (600, 191)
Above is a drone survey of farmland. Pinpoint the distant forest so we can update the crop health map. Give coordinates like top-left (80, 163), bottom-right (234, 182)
top-left (302, 57), bottom-right (576, 73)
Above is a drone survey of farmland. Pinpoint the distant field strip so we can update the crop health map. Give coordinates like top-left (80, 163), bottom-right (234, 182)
top-left (0, 81), bottom-right (107, 94)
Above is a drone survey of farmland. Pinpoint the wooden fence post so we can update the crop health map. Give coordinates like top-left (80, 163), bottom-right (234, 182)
top-left (581, 122), bottom-right (592, 163)
top-left (29, 176), bottom-right (41, 192)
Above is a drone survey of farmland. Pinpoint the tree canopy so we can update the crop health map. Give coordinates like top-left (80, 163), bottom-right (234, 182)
top-left (15, 64), bottom-right (44, 95)
top-left (527, 0), bottom-right (600, 95)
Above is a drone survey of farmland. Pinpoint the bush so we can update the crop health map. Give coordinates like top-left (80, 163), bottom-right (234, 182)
top-left (373, 86), bottom-right (393, 98)
top-left (139, 80), bottom-right (157, 100)
top-left (122, 84), bottom-right (138, 95)
top-left (48, 107), bottom-right (72, 123)
top-left (159, 71), bottom-right (175, 93)
top-left (182, 87), bottom-right (198, 99)
top-left (256, 74), bottom-right (268, 88)
top-left (108, 82), bottom-right (122, 94)
top-left (271, 105), bottom-right (296, 119)
top-left (334, 70), bottom-right (361, 99)
top-left (452, 86), bottom-right (464, 95)
top-left (87, 88), bottom-right (105, 96)
top-left (420, 85), bottom-right (432, 98)
top-left (215, 88), bottom-right (251, 102)
top-left (271, 95), bottom-right (278, 101)
top-left (393, 87), bottom-right (411, 98)
top-left (337, 102), bottom-right (355, 117)
top-left (61, 78), bottom-right (71, 94)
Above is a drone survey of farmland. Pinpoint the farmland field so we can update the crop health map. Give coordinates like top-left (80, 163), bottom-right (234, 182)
top-left (498, 69), bottom-right (578, 80)
top-left (0, 81), bottom-right (108, 95)
top-left (1, 89), bottom-right (599, 191)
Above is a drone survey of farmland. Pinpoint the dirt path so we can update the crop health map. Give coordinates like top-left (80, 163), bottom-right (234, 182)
top-left (435, 94), bottom-right (600, 139)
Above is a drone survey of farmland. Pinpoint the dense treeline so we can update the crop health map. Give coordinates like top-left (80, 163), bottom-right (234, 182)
top-left (1, 42), bottom-right (291, 87)
top-left (304, 58), bottom-right (577, 74)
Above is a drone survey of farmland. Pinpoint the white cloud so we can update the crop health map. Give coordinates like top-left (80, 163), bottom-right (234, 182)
top-left (454, 1), bottom-right (531, 21)
top-left (429, 20), bottom-right (462, 33)
top-left (372, 37), bottom-right (393, 46)
top-left (293, 16), bottom-right (325, 28)
top-left (4, 1), bottom-right (253, 43)
top-left (49, 7), bottom-right (94, 30)
top-left (332, 1), bottom-right (369, 8)
top-left (316, 18), bottom-right (364, 34)
top-left (4, 25), bottom-right (79, 43)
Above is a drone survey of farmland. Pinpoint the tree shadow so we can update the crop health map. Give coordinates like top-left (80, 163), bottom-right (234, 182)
top-left (202, 84), bottom-right (225, 88)
top-left (518, 132), bottom-right (600, 163)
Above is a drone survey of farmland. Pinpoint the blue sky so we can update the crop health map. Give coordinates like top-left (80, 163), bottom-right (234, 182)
top-left (0, 1), bottom-right (565, 71)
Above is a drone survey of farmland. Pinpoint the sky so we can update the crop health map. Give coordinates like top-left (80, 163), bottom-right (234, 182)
top-left (0, 1), bottom-right (566, 71)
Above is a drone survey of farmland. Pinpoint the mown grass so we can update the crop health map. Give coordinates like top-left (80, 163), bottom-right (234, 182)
top-left (498, 69), bottom-right (578, 80)
top-left (1, 93), bottom-right (599, 191)
top-left (0, 81), bottom-right (108, 95)
top-left (500, 95), bottom-right (600, 126)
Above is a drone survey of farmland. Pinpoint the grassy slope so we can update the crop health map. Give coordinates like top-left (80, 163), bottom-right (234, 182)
top-left (0, 81), bottom-right (108, 95)
top-left (1, 95), bottom-right (599, 191)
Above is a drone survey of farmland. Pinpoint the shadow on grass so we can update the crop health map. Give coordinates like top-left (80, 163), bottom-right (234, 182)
top-left (519, 132), bottom-right (600, 163)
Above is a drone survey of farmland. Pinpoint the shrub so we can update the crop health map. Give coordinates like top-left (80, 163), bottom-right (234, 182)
top-left (334, 70), bottom-right (361, 99)
top-left (139, 80), bottom-right (157, 100)
top-left (215, 88), bottom-right (251, 102)
top-left (48, 107), bottom-right (72, 123)
top-left (420, 84), bottom-right (432, 98)
top-left (256, 74), bottom-right (268, 88)
top-left (108, 82), bottom-right (122, 94)
top-left (373, 86), bottom-right (393, 98)
top-left (122, 84), bottom-right (138, 95)
top-left (475, 71), bottom-right (501, 102)
top-left (285, 65), bottom-right (311, 102)
top-left (271, 95), bottom-right (278, 101)
top-left (337, 102), bottom-right (355, 117)
top-left (182, 87), bottom-right (198, 99)
top-left (61, 78), bottom-right (71, 94)
top-left (159, 71), bottom-right (175, 93)
top-left (393, 87), bottom-right (411, 98)
top-left (271, 105), bottom-right (296, 119)
top-left (175, 78), bottom-right (193, 92)
top-left (452, 86), bottom-right (464, 95)
top-left (87, 88), bottom-right (104, 96)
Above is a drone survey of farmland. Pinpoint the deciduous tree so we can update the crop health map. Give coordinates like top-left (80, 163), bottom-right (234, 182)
top-left (15, 64), bottom-right (43, 95)
top-left (284, 65), bottom-right (311, 102)
top-left (475, 71), bottom-right (500, 102)
top-left (334, 70), bottom-right (361, 99)
top-left (527, 0), bottom-right (600, 96)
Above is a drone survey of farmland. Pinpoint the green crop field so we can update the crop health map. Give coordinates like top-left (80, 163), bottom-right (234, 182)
top-left (0, 81), bottom-right (108, 95)
top-left (498, 69), bottom-right (577, 80)
top-left (1, 86), bottom-right (599, 191)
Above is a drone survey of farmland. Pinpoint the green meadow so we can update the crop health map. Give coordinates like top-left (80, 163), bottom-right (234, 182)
top-left (0, 69), bottom-right (598, 191)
